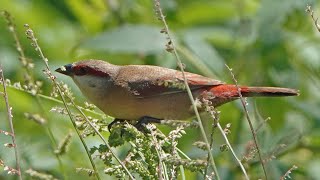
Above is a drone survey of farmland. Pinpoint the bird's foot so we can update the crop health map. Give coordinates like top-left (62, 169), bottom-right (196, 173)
top-left (108, 116), bottom-right (161, 134)
top-left (134, 116), bottom-right (161, 132)
top-left (108, 118), bottom-right (125, 132)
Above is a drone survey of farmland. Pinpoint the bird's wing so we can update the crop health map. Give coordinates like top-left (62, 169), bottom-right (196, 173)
top-left (114, 65), bottom-right (224, 98)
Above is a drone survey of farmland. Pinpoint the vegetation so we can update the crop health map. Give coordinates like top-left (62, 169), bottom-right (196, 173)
top-left (0, 0), bottom-right (319, 179)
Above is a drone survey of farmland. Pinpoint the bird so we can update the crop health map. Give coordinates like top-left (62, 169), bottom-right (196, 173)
top-left (55, 59), bottom-right (298, 131)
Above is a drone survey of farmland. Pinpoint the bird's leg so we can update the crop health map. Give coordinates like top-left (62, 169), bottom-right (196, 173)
top-left (108, 116), bottom-right (161, 134)
top-left (135, 116), bottom-right (161, 132)
top-left (108, 118), bottom-right (125, 132)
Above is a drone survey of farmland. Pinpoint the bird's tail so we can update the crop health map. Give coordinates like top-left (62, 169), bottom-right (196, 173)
top-left (209, 84), bottom-right (299, 98)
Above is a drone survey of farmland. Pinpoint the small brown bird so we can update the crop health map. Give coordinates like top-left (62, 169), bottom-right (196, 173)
top-left (55, 59), bottom-right (298, 129)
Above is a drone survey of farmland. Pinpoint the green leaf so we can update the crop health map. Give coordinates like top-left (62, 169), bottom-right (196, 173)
top-left (79, 24), bottom-right (167, 54)
top-left (256, 0), bottom-right (313, 44)
top-left (183, 27), bottom-right (226, 76)
top-left (177, 1), bottom-right (257, 25)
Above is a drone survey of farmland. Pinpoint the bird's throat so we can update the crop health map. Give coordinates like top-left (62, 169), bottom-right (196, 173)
top-left (73, 75), bottom-right (113, 107)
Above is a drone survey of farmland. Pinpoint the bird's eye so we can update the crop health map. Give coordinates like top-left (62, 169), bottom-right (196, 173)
top-left (74, 66), bottom-right (87, 76)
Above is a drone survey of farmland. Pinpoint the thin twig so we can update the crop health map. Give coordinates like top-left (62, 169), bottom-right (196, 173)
top-left (148, 125), bottom-right (164, 180)
top-left (176, 46), bottom-right (218, 78)
top-left (204, 116), bottom-right (217, 179)
top-left (225, 64), bottom-right (267, 179)
top-left (68, 98), bottom-right (134, 179)
top-left (3, 84), bottom-right (105, 118)
top-left (28, 38), bottom-right (95, 180)
top-left (52, 86), bottom-right (101, 179)
top-left (280, 165), bottom-right (298, 180)
top-left (0, 65), bottom-right (22, 180)
top-left (2, 11), bottom-right (33, 82)
top-left (34, 96), bottom-right (67, 178)
top-left (306, 5), bottom-right (320, 32)
top-left (24, 24), bottom-right (134, 180)
top-left (0, 129), bottom-right (13, 136)
top-left (154, 1), bottom-right (220, 179)
top-left (217, 123), bottom-right (249, 179)
top-left (155, 128), bottom-right (187, 180)
top-left (2, 10), bottom-right (67, 178)
top-left (255, 117), bottom-right (271, 133)
top-left (202, 100), bottom-right (248, 179)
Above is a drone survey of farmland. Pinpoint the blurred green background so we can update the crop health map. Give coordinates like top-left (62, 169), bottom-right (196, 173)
top-left (1, 0), bottom-right (320, 179)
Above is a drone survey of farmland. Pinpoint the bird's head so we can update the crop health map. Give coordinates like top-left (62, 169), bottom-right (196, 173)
top-left (55, 60), bottom-right (119, 100)
top-left (55, 59), bottom-right (118, 78)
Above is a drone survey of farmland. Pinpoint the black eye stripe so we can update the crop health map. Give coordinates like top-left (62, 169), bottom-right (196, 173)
top-left (80, 67), bottom-right (86, 73)
top-left (73, 66), bottom-right (87, 75)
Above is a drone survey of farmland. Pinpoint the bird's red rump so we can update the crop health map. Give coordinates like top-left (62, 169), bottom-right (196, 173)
top-left (208, 84), bottom-right (244, 97)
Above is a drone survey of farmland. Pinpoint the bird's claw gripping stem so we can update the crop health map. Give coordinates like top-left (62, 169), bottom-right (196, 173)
top-left (134, 116), bottom-right (161, 132)
top-left (107, 116), bottom-right (161, 133)
top-left (108, 118), bottom-right (125, 132)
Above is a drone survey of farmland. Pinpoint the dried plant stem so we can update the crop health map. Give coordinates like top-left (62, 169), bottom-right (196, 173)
top-left (68, 99), bottom-right (134, 179)
top-left (35, 96), bottom-right (67, 178)
top-left (154, 1), bottom-right (220, 179)
top-left (24, 25), bottom-right (134, 180)
top-left (280, 165), bottom-right (298, 180)
top-left (46, 77), bottom-right (101, 180)
top-left (255, 117), bottom-right (271, 133)
top-left (23, 26), bottom-right (99, 180)
top-left (3, 85), bottom-right (104, 118)
top-left (0, 65), bottom-right (22, 180)
top-left (179, 165), bottom-right (186, 180)
top-left (204, 121), bottom-right (216, 179)
top-left (176, 46), bottom-right (218, 77)
top-left (2, 11), bottom-right (67, 178)
top-left (157, 129), bottom-right (188, 180)
top-left (216, 123), bottom-right (249, 179)
top-left (225, 64), bottom-right (267, 179)
top-left (3, 10), bottom-right (68, 178)
top-left (203, 107), bottom-right (248, 179)
top-left (150, 131), bottom-right (164, 180)
top-left (306, 5), bottom-right (320, 32)
top-left (2, 11), bottom-right (33, 81)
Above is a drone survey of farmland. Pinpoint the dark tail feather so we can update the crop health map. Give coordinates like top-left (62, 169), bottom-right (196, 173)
top-left (240, 86), bottom-right (299, 97)
top-left (210, 85), bottom-right (299, 98)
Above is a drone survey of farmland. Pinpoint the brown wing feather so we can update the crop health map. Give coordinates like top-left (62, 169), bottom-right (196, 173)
top-left (114, 65), bottom-right (224, 98)
top-left (181, 71), bottom-right (224, 86)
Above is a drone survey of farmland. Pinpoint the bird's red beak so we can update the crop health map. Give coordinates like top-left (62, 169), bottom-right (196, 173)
top-left (55, 64), bottom-right (73, 76)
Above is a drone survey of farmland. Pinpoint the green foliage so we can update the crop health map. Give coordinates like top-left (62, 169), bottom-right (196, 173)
top-left (80, 24), bottom-right (167, 54)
